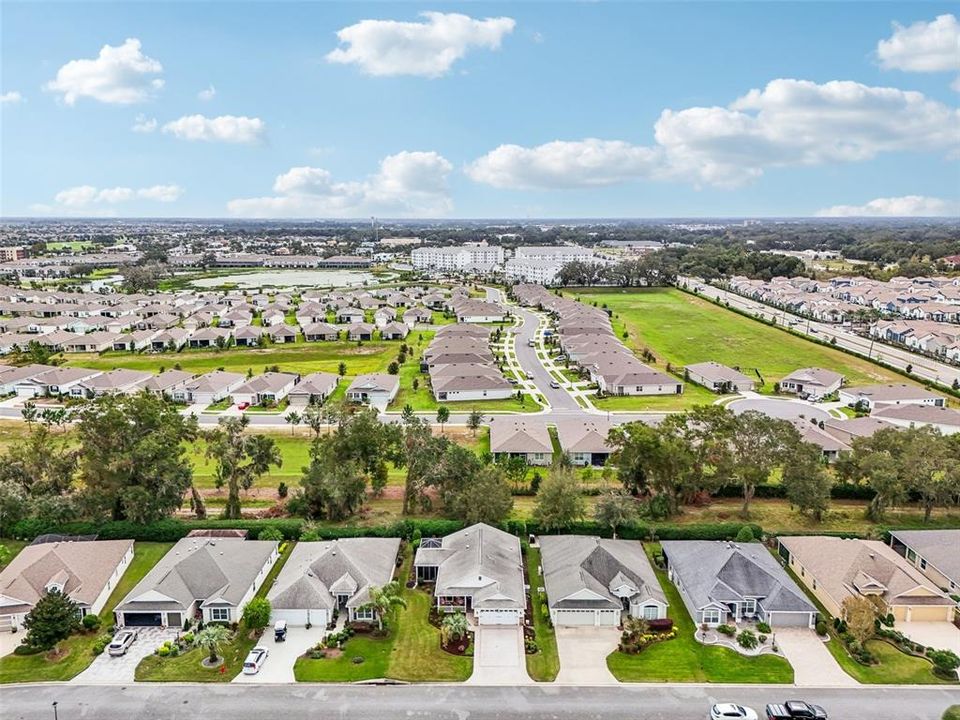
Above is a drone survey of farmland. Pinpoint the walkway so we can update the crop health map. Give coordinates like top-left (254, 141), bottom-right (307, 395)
top-left (774, 629), bottom-right (857, 687)
top-left (554, 627), bottom-right (619, 685)
top-left (469, 625), bottom-right (532, 685)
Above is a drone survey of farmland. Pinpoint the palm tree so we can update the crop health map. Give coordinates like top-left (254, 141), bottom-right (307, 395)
top-left (284, 411), bottom-right (302, 436)
top-left (194, 624), bottom-right (231, 663)
top-left (440, 611), bottom-right (468, 646)
top-left (364, 581), bottom-right (407, 631)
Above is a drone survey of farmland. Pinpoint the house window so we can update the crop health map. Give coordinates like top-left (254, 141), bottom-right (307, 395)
top-left (919, 558), bottom-right (927, 570)
top-left (812, 579), bottom-right (817, 590)
top-left (743, 599), bottom-right (756, 615)
top-left (210, 608), bottom-right (230, 622)
top-left (906, 548), bottom-right (917, 563)
top-left (354, 608), bottom-right (375, 621)
top-left (702, 608), bottom-right (721, 624)
top-left (642, 605), bottom-right (659, 620)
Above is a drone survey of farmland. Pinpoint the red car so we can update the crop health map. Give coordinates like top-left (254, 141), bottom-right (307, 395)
top-left (237, 402), bottom-right (250, 410)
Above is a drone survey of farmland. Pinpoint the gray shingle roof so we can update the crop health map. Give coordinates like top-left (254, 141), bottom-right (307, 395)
top-left (888, 529), bottom-right (960, 583)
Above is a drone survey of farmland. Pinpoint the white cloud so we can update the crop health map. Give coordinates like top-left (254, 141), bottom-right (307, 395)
top-left (817, 195), bottom-right (960, 217)
top-left (465, 139), bottom-right (663, 189)
top-left (228, 151), bottom-right (453, 218)
top-left (877, 14), bottom-right (960, 73)
top-left (132, 114), bottom-right (158, 133)
top-left (468, 78), bottom-right (960, 189)
top-left (326, 11), bottom-right (515, 77)
top-left (0, 91), bottom-right (23, 104)
top-left (161, 114), bottom-right (265, 143)
top-left (45, 38), bottom-right (163, 105)
top-left (198, 84), bottom-right (216, 101)
top-left (40, 183), bottom-right (184, 212)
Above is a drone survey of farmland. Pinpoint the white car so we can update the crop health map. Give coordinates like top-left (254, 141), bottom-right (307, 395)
top-left (710, 704), bottom-right (758, 720)
top-left (107, 629), bottom-right (138, 656)
top-left (242, 646), bottom-right (269, 675)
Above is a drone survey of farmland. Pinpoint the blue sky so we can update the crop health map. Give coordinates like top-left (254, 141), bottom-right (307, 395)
top-left (1, 2), bottom-right (958, 219)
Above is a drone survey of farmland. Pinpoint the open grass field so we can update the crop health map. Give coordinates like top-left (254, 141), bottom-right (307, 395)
top-left (572, 288), bottom-right (914, 391)
top-left (525, 547), bottom-right (559, 682)
top-left (606, 544), bottom-right (794, 684)
top-left (0, 542), bottom-right (173, 684)
top-left (46, 241), bottom-right (94, 251)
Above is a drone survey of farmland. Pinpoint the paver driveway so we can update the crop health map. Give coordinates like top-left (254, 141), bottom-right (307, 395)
top-left (554, 626), bottom-right (619, 685)
top-left (233, 625), bottom-right (326, 683)
top-left (896, 621), bottom-right (960, 655)
top-left (72, 627), bottom-right (178, 684)
top-left (469, 626), bottom-right (531, 685)
top-left (774, 629), bottom-right (857, 686)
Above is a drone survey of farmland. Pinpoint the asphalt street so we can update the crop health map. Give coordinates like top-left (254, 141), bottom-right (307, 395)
top-left (3, 683), bottom-right (958, 720)
top-left (682, 277), bottom-right (960, 390)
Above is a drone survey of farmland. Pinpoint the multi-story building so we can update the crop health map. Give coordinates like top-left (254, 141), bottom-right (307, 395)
top-left (410, 242), bottom-right (504, 271)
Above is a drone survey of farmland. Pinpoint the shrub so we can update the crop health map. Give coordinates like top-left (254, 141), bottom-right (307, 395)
top-left (182, 632), bottom-right (194, 645)
top-left (716, 624), bottom-right (735, 636)
top-left (82, 614), bottom-right (102, 632)
top-left (242, 597), bottom-right (272, 630)
top-left (277, 482), bottom-right (288, 499)
top-left (759, 634), bottom-right (767, 644)
top-left (524, 639), bottom-right (539, 654)
top-left (13, 644), bottom-right (43, 656)
top-left (815, 620), bottom-right (828, 636)
top-left (833, 617), bottom-right (848, 633)
top-left (647, 618), bottom-right (673, 633)
top-left (737, 629), bottom-right (758, 650)
top-left (257, 527), bottom-right (284, 542)
top-left (929, 649), bottom-right (960, 676)
top-left (351, 656), bottom-right (364, 664)
top-left (91, 633), bottom-right (112, 656)
top-left (755, 621), bottom-right (771, 634)
top-left (157, 644), bottom-right (171, 657)
top-left (735, 526), bottom-right (755, 543)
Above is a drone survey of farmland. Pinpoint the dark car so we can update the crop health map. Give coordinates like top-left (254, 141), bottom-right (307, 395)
top-left (765, 701), bottom-right (828, 720)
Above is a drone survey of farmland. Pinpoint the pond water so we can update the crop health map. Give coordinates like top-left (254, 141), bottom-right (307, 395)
top-left (191, 269), bottom-right (390, 289)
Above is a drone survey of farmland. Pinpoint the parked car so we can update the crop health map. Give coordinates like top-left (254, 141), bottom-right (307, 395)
top-left (527, 339), bottom-right (536, 347)
top-left (549, 380), bottom-right (560, 389)
top-left (711, 704), bottom-right (758, 720)
top-left (237, 401), bottom-right (250, 410)
top-left (526, 371), bottom-right (534, 379)
top-left (107, 629), bottom-right (139, 656)
top-left (508, 377), bottom-right (518, 385)
top-left (274, 620), bottom-right (287, 642)
top-left (765, 701), bottom-right (828, 720)
top-left (242, 646), bottom-right (269, 675)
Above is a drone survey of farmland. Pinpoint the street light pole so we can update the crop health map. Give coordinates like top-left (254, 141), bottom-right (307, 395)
top-left (52, 701), bottom-right (59, 720)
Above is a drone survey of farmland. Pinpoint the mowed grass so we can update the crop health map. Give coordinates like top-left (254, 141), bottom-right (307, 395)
top-left (0, 539), bottom-right (28, 568)
top-left (525, 547), bottom-right (559, 682)
top-left (0, 542), bottom-right (173, 684)
top-left (592, 383), bottom-right (718, 411)
top-left (573, 288), bottom-right (914, 389)
top-left (606, 544), bottom-right (794, 683)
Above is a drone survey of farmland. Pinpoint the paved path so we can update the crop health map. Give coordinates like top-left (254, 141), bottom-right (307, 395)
top-left (469, 626), bottom-right (532, 685)
top-left (72, 628), bottom-right (178, 684)
top-left (774, 629), bottom-right (857, 687)
top-left (233, 625), bottom-right (326, 683)
top-left (897, 621), bottom-right (960, 655)
top-left (4, 683), bottom-right (958, 720)
top-left (726, 396), bottom-right (832, 422)
top-left (554, 627), bottom-right (620, 685)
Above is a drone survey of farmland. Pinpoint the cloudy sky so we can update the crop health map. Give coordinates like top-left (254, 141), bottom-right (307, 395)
top-left (1, 2), bottom-right (958, 219)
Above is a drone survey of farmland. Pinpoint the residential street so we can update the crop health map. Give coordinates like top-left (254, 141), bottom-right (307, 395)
top-left (3, 683), bottom-right (958, 720)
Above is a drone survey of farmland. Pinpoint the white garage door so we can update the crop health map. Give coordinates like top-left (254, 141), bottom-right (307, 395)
top-left (767, 612), bottom-right (813, 628)
top-left (271, 609), bottom-right (325, 627)
top-left (555, 610), bottom-right (619, 627)
top-left (16, 386), bottom-right (39, 398)
top-left (477, 609), bottom-right (520, 625)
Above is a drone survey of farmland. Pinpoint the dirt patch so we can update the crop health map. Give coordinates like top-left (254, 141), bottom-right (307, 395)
top-left (324, 648), bottom-right (343, 659)
top-left (442, 634), bottom-right (471, 655)
top-left (46, 647), bottom-right (70, 662)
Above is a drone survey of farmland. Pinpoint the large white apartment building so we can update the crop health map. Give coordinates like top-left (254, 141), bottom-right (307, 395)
top-left (411, 242), bottom-right (504, 272)
top-left (514, 246), bottom-right (596, 263)
top-left (506, 245), bottom-right (599, 285)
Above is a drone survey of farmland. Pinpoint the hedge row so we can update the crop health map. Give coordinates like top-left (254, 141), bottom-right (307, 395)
top-left (6, 517), bottom-right (763, 544)
top-left (712, 483), bottom-right (878, 501)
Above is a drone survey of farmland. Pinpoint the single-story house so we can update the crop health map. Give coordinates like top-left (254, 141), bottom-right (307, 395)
top-left (778, 367), bottom-right (844, 400)
top-left (0, 539), bottom-right (134, 632)
top-left (414, 523), bottom-right (525, 625)
top-left (188, 326), bottom-right (231, 349)
top-left (15, 367), bottom-right (103, 398)
top-left (287, 372), bottom-right (339, 406)
top-left (115, 537), bottom-right (279, 628)
top-left (539, 536), bottom-right (667, 627)
top-left (380, 321), bottom-right (410, 341)
top-left (345, 373), bottom-right (399, 409)
top-left (489, 417), bottom-right (553, 466)
top-left (777, 536), bottom-right (954, 622)
top-left (337, 309), bottom-right (365, 324)
top-left (871, 404), bottom-right (960, 436)
top-left (231, 372), bottom-right (299, 406)
top-left (403, 307), bottom-right (432, 326)
top-left (173, 370), bottom-right (246, 405)
top-left (819, 416), bottom-right (894, 445)
top-left (266, 324), bottom-right (298, 344)
top-left (454, 300), bottom-right (505, 324)
top-left (685, 362), bottom-right (756, 393)
top-left (268, 538), bottom-right (401, 627)
top-left (554, 418), bottom-right (614, 466)
top-left (839, 384), bottom-right (946, 410)
top-left (888, 529), bottom-right (960, 595)
top-left (138, 369), bottom-right (195, 398)
top-left (233, 325), bottom-right (264, 347)
top-left (346, 322), bottom-right (375, 341)
top-left (301, 322), bottom-right (340, 342)
top-left (661, 540), bottom-right (817, 628)
top-left (150, 328), bottom-right (190, 351)
top-left (431, 373), bottom-right (513, 402)
top-left (0, 364), bottom-right (56, 395)
top-left (70, 368), bottom-right (153, 397)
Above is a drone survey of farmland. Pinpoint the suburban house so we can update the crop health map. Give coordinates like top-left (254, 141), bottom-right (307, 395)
top-left (301, 322), bottom-right (340, 342)
top-left (173, 370), bottom-right (246, 405)
top-left (888, 529), bottom-right (960, 595)
top-left (233, 325), bottom-right (264, 347)
top-left (778, 367), bottom-right (844, 400)
top-left (588, 358), bottom-right (683, 397)
top-left (70, 368), bottom-right (153, 397)
top-left (819, 416), bottom-right (894, 445)
top-left (138, 369), bottom-right (195, 398)
top-left (115, 537), bottom-right (279, 628)
top-left (346, 322), bottom-right (375, 341)
top-left (555, 418), bottom-right (614, 466)
top-left (0, 539), bottom-right (134, 631)
top-left (266, 324), bottom-right (298, 344)
top-left (661, 540), bottom-right (817, 628)
top-left (231, 371), bottom-right (299, 406)
top-left (268, 538), bottom-right (402, 627)
top-left (839, 383), bottom-right (946, 410)
top-left (188, 326), bottom-right (231, 349)
top-left (871, 404), bottom-right (960, 435)
top-left (287, 372), bottom-right (339, 406)
top-left (0, 364), bottom-right (56, 395)
top-left (790, 419), bottom-right (851, 462)
top-left (414, 523), bottom-right (525, 625)
top-left (345, 373), bottom-right (399, 410)
top-left (150, 328), bottom-right (190, 351)
top-left (453, 300), bottom-right (505, 323)
top-left (685, 362), bottom-right (756, 393)
top-left (777, 536), bottom-right (955, 622)
top-left (380, 321), bottom-right (410, 340)
top-left (15, 367), bottom-right (103, 398)
top-left (489, 417), bottom-right (553, 466)
top-left (431, 373), bottom-right (513, 402)
top-left (539, 536), bottom-right (667, 627)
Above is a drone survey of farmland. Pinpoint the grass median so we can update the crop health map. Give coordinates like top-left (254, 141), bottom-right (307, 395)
top-left (524, 547), bottom-right (559, 682)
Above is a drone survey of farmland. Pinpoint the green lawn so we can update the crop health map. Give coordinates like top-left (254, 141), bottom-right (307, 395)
top-left (0, 539), bottom-right (27, 568)
top-left (390, 359), bottom-right (536, 414)
top-left (47, 241), bottom-right (94, 251)
top-left (294, 633), bottom-right (396, 682)
top-left (573, 288), bottom-right (917, 390)
top-left (0, 542), bottom-right (173, 684)
top-left (525, 547), bottom-right (559, 682)
top-left (606, 544), bottom-right (794, 683)
top-left (592, 383), bottom-right (719, 412)
top-left (944, 706), bottom-right (960, 720)
top-left (135, 541), bottom-right (294, 682)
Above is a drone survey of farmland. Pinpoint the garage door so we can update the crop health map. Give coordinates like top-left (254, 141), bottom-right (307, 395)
top-left (767, 612), bottom-right (813, 628)
top-left (271, 609), bottom-right (325, 627)
top-left (16, 387), bottom-right (39, 398)
top-left (0, 615), bottom-right (13, 632)
top-left (555, 610), bottom-right (599, 626)
top-left (906, 606), bottom-right (951, 622)
top-left (122, 612), bottom-right (162, 627)
top-left (478, 609), bottom-right (520, 625)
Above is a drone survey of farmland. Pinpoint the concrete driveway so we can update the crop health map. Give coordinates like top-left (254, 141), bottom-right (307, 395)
top-left (554, 626), bottom-right (619, 685)
top-left (774, 629), bottom-right (857, 686)
top-left (469, 625), bottom-right (531, 685)
top-left (727, 397), bottom-right (831, 423)
top-left (0, 631), bottom-right (24, 658)
top-left (896, 621), bottom-right (960, 654)
top-left (233, 625), bottom-right (326, 683)
top-left (72, 627), bottom-right (178, 684)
